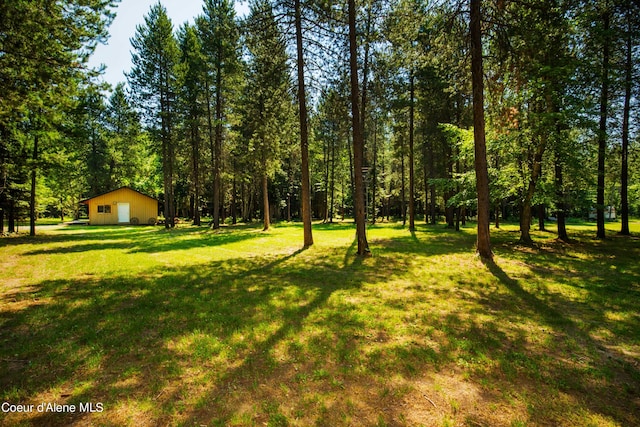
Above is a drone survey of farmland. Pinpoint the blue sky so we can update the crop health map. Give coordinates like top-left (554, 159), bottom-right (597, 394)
top-left (88, 0), bottom-right (249, 89)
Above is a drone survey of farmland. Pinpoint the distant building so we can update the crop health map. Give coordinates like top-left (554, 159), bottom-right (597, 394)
top-left (80, 187), bottom-right (158, 225)
top-left (588, 206), bottom-right (616, 220)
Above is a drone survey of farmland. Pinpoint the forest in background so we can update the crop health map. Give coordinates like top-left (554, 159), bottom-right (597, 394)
top-left (1, 0), bottom-right (639, 249)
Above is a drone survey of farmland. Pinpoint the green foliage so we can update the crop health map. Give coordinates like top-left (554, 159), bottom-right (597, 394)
top-left (127, 2), bottom-right (181, 223)
top-left (312, 88), bottom-right (352, 221)
top-left (128, 3), bottom-right (180, 126)
top-left (0, 0), bottom-right (117, 231)
top-left (2, 0), bottom-right (639, 247)
top-left (0, 0), bottom-right (116, 123)
top-left (243, 0), bottom-right (294, 178)
top-left (198, 0), bottom-right (241, 81)
top-left (105, 84), bottom-right (154, 192)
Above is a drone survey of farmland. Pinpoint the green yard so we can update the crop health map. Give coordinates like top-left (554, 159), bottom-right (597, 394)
top-left (1, 221), bottom-right (639, 426)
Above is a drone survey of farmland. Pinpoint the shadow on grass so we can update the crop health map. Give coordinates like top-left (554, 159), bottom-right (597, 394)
top-left (481, 257), bottom-right (640, 425)
top-left (1, 223), bottom-right (639, 426)
top-left (0, 244), bottom-right (382, 426)
top-left (494, 228), bottom-right (640, 353)
top-left (16, 224), bottom-right (270, 256)
top-left (371, 223), bottom-right (476, 259)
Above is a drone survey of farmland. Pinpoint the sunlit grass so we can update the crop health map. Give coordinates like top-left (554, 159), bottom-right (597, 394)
top-left (1, 219), bottom-right (639, 426)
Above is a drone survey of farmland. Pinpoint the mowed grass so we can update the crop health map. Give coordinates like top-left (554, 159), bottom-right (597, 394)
top-left (1, 220), bottom-right (639, 426)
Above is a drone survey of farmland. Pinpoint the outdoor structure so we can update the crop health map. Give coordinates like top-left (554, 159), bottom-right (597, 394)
top-left (589, 206), bottom-right (617, 221)
top-left (81, 187), bottom-right (158, 225)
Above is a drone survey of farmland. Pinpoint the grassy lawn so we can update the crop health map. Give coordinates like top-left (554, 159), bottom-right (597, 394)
top-left (1, 220), bottom-right (639, 426)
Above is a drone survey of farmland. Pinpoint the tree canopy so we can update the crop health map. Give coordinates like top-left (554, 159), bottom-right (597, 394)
top-left (1, 0), bottom-right (638, 251)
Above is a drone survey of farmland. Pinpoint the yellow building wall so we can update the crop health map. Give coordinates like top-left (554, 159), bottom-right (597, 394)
top-left (87, 188), bottom-right (158, 225)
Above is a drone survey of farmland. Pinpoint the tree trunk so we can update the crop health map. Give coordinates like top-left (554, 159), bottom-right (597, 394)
top-left (494, 157), bottom-right (500, 229)
top-left (168, 138), bottom-right (175, 227)
top-left (341, 174), bottom-right (346, 221)
top-left (555, 158), bottom-right (568, 241)
top-left (231, 171), bottom-right (237, 225)
top-left (372, 118), bottom-right (377, 224)
top-left (160, 80), bottom-right (175, 229)
top-left (295, 0), bottom-right (313, 246)
top-left (262, 172), bottom-right (270, 231)
top-left (445, 145), bottom-right (454, 228)
top-left (596, 9), bottom-right (610, 239)
top-left (519, 135), bottom-right (545, 244)
top-left (168, 77), bottom-right (177, 227)
top-left (162, 153), bottom-right (168, 228)
top-left (429, 139), bottom-right (436, 224)
top-left (408, 72), bottom-right (415, 231)
top-left (401, 134), bottom-right (406, 225)
top-left (8, 199), bottom-right (15, 233)
top-left (348, 0), bottom-right (369, 255)
top-left (161, 90), bottom-right (170, 229)
top-left (241, 181), bottom-right (248, 222)
top-left (30, 133), bottom-right (38, 236)
top-left (360, 0), bottom-right (372, 130)
top-left (329, 125), bottom-right (336, 223)
top-left (520, 202), bottom-right (532, 243)
top-left (192, 123), bottom-right (201, 226)
top-left (471, 0), bottom-right (491, 257)
top-left (620, 5), bottom-right (631, 236)
top-left (360, 0), bottom-right (372, 219)
top-left (323, 134), bottom-right (329, 222)
top-left (247, 185), bottom-right (254, 221)
top-left (422, 131), bottom-right (429, 224)
top-left (213, 59), bottom-right (223, 229)
top-left (538, 204), bottom-right (545, 231)
top-left (205, 78), bottom-right (216, 226)
top-left (167, 111), bottom-right (176, 228)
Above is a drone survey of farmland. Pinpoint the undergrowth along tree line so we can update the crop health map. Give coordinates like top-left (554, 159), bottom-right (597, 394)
top-left (0, 0), bottom-right (638, 249)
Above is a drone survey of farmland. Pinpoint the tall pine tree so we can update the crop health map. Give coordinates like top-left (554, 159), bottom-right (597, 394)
top-left (244, 0), bottom-right (293, 231)
top-left (198, 0), bottom-right (240, 229)
top-left (128, 2), bottom-right (180, 228)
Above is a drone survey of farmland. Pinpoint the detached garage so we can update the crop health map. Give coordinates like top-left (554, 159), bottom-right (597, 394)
top-left (81, 187), bottom-right (158, 225)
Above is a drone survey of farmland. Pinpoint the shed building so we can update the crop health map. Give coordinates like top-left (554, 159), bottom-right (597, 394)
top-left (81, 187), bottom-right (158, 225)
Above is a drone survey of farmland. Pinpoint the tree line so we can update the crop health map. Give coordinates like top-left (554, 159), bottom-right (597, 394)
top-left (1, 0), bottom-right (638, 256)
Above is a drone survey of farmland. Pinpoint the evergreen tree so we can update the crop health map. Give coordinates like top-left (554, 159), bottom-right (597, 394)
top-left (76, 86), bottom-right (110, 196)
top-left (385, 0), bottom-right (423, 231)
top-left (618, 0), bottom-right (638, 235)
top-left (105, 84), bottom-right (149, 191)
top-left (177, 24), bottom-right (207, 226)
top-left (128, 2), bottom-right (180, 228)
top-left (470, 0), bottom-right (492, 258)
top-left (596, 4), bottom-right (611, 239)
top-left (0, 0), bottom-right (116, 235)
top-left (294, 0), bottom-right (314, 246)
top-left (244, 0), bottom-right (294, 231)
top-left (198, 0), bottom-right (240, 229)
top-left (348, 0), bottom-right (370, 255)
